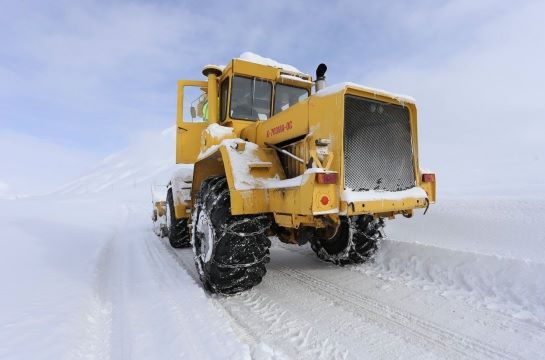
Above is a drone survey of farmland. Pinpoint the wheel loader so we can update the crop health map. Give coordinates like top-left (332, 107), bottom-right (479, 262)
top-left (155, 54), bottom-right (436, 294)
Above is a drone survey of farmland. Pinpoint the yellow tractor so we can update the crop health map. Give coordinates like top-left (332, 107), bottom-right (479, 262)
top-left (160, 54), bottom-right (436, 294)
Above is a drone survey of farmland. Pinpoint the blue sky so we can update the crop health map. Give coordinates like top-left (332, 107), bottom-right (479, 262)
top-left (1, 0), bottom-right (544, 195)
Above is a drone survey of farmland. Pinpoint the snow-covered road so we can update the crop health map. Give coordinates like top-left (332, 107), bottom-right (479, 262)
top-left (2, 194), bottom-right (544, 359)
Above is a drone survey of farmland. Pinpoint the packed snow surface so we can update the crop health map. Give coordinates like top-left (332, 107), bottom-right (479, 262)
top-left (2, 126), bottom-right (545, 359)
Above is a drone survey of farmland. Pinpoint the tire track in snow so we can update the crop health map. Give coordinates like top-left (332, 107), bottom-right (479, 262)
top-left (142, 237), bottom-right (239, 358)
top-left (76, 205), bottom-right (130, 360)
top-left (277, 238), bottom-right (545, 338)
top-left (275, 266), bottom-right (521, 360)
top-left (162, 246), bottom-right (263, 352)
top-left (82, 205), bottom-right (136, 359)
top-left (79, 204), bottom-right (250, 359)
top-left (164, 243), bottom-right (348, 360)
top-left (159, 234), bottom-right (545, 359)
top-left (168, 244), bottom-right (440, 359)
top-left (152, 236), bottom-right (277, 358)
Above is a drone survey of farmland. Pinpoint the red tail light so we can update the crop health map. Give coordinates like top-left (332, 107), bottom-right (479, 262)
top-left (422, 173), bottom-right (436, 183)
top-left (316, 173), bottom-right (338, 184)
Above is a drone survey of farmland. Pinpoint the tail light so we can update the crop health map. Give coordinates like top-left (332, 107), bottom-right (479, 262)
top-left (422, 173), bottom-right (435, 183)
top-left (316, 173), bottom-right (338, 184)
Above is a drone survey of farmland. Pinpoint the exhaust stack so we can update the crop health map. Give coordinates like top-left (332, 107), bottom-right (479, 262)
top-left (315, 63), bottom-right (327, 92)
top-left (202, 65), bottom-right (223, 123)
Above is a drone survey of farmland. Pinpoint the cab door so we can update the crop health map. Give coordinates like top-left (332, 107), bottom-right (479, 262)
top-left (176, 80), bottom-right (209, 164)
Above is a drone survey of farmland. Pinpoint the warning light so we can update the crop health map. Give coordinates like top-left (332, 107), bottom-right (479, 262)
top-left (316, 173), bottom-right (337, 184)
top-left (422, 173), bottom-right (436, 183)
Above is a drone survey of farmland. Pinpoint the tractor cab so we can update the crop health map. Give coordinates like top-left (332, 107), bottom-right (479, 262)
top-left (176, 58), bottom-right (312, 163)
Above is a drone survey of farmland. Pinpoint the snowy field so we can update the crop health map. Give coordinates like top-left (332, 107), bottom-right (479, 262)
top-left (1, 128), bottom-right (545, 360)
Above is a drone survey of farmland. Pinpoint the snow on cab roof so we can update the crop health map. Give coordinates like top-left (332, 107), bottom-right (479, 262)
top-left (237, 52), bottom-right (303, 74)
top-left (316, 82), bottom-right (416, 104)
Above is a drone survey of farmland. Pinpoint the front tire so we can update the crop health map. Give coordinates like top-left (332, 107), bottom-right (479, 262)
top-left (310, 216), bottom-right (383, 265)
top-left (166, 189), bottom-right (191, 248)
top-left (192, 176), bottom-right (271, 294)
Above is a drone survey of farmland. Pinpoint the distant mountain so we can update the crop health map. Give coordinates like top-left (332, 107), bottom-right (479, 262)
top-left (57, 127), bottom-right (178, 195)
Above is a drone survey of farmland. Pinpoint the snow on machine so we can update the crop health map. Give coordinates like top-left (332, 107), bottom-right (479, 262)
top-left (150, 184), bottom-right (168, 238)
top-left (157, 53), bottom-right (436, 294)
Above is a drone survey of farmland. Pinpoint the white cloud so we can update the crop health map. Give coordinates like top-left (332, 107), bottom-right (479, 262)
top-left (361, 1), bottom-right (545, 195)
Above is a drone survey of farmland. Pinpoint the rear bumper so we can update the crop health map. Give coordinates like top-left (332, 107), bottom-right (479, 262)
top-left (341, 196), bottom-right (428, 216)
top-left (340, 186), bottom-right (432, 216)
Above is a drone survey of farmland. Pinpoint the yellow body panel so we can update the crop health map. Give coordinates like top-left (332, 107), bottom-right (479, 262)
top-left (174, 203), bottom-right (190, 219)
top-left (172, 58), bottom-right (436, 228)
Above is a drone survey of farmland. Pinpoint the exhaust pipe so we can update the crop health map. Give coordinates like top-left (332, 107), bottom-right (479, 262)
top-left (202, 65), bottom-right (223, 123)
top-left (315, 63), bottom-right (327, 92)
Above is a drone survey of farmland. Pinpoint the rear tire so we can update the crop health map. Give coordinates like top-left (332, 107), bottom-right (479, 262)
top-left (192, 176), bottom-right (271, 294)
top-left (166, 189), bottom-right (191, 248)
top-left (310, 216), bottom-right (382, 265)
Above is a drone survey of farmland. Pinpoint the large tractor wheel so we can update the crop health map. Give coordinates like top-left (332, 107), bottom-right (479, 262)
top-left (310, 216), bottom-right (383, 265)
top-left (166, 189), bottom-right (191, 248)
top-left (192, 176), bottom-right (271, 294)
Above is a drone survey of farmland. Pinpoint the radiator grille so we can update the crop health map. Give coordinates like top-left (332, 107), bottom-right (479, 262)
top-left (344, 95), bottom-right (415, 191)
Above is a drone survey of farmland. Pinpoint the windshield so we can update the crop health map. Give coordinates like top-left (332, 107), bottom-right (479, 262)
top-left (274, 84), bottom-right (309, 115)
top-left (230, 76), bottom-right (272, 121)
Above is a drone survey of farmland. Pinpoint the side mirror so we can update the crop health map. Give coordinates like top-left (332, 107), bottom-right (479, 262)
top-left (190, 106), bottom-right (197, 119)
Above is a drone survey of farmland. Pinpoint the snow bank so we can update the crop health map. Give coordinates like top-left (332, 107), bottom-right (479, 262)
top-left (56, 126), bottom-right (178, 196)
top-left (0, 196), bottom-right (120, 359)
top-left (388, 196), bottom-right (545, 263)
top-left (316, 82), bottom-right (416, 103)
top-left (358, 238), bottom-right (545, 323)
top-left (349, 196), bottom-right (545, 324)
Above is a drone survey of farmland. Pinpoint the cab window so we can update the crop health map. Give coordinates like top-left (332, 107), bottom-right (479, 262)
top-left (183, 86), bottom-right (207, 123)
top-left (274, 84), bottom-right (309, 115)
top-left (220, 78), bottom-right (229, 122)
top-left (230, 76), bottom-right (272, 121)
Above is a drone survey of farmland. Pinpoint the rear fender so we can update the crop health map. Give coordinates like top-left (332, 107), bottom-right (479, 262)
top-left (191, 140), bottom-right (284, 215)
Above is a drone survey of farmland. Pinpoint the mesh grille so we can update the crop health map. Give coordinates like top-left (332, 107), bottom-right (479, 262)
top-left (344, 95), bottom-right (415, 191)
